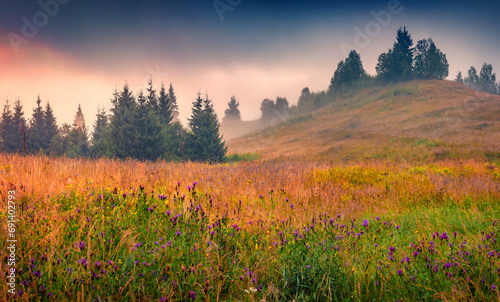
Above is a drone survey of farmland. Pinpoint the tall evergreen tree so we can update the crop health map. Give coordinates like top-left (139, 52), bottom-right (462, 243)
top-left (158, 83), bottom-right (173, 124)
top-left (222, 95), bottom-right (241, 122)
top-left (90, 107), bottom-right (109, 157)
top-left (168, 83), bottom-right (180, 122)
top-left (464, 66), bottom-right (479, 90)
top-left (129, 90), bottom-right (165, 160)
top-left (455, 71), bottom-right (464, 83)
top-left (0, 101), bottom-right (18, 152)
top-left (44, 102), bottom-right (59, 151)
top-left (74, 104), bottom-right (86, 131)
top-left (106, 84), bottom-right (137, 158)
top-left (376, 27), bottom-right (414, 81)
top-left (186, 93), bottom-right (227, 162)
top-left (479, 63), bottom-right (497, 94)
top-left (329, 50), bottom-right (365, 91)
top-left (13, 99), bottom-right (27, 155)
top-left (298, 87), bottom-right (311, 108)
top-left (146, 79), bottom-right (158, 110)
top-left (28, 96), bottom-right (45, 153)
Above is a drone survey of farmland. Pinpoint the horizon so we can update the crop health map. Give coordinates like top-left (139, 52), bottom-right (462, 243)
top-left (1, 0), bottom-right (500, 128)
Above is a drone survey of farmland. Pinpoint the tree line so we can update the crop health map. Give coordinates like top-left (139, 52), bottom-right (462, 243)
top-left (297, 27), bottom-right (499, 112)
top-left (0, 81), bottom-right (227, 162)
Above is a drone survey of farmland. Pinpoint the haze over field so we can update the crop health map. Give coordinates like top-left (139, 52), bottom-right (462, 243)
top-left (1, 0), bottom-right (500, 127)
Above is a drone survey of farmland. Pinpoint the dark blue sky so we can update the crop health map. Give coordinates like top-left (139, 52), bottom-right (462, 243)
top-left (1, 0), bottom-right (499, 125)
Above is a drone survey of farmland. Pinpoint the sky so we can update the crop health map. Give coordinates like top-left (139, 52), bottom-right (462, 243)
top-left (0, 0), bottom-right (499, 128)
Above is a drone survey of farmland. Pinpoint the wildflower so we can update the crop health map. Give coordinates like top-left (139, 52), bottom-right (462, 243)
top-left (78, 241), bottom-right (86, 251)
top-left (398, 269), bottom-right (402, 276)
top-left (363, 220), bottom-right (369, 227)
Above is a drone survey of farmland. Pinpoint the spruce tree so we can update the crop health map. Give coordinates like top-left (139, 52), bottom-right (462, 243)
top-left (74, 104), bottom-right (86, 131)
top-left (0, 101), bottom-right (18, 152)
top-left (329, 50), bottom-right (365, 91)
top-left (455, 71), bottom-right (464, 83)
top-left (90, 107), bottom-right (109, 157)
top-left (479, 63), bottom-right (497, 94)
top-left (129, 91), bottom-right (165, 160)
top-left (222, 95), bottom-right (242, 122)
top-left (168, 83), bottom-right (180, 122)
top-left (107, 84), bottom-right (137, 158)
top-left (44, 102), bottom-right (59, 151)
top-left (13, 99), bottom-right (27, 155)
top-left (186, 93), bottom-right (227, 162)
top-left (465, 67), bottom-right (479, 90)
top-left (376, 27), bottom-right (414, 81)
top-left (28, 96), bottom-right (45, 154)
top-left (146, 79), bottom-right (158, 110)
top-left (158, 83), bottom-right (173, 124)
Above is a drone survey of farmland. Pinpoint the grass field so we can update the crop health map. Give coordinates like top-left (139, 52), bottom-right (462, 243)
top-left (1, 154), bottom-right (499, 301)
top-left (229, 80), bottom-right (500, 163)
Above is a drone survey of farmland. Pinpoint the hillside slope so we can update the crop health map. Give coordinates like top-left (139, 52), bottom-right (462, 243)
top-left (228, 80), bottom-right (500, 162)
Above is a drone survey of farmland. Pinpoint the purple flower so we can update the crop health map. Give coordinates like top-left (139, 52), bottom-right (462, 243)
top-left (363, 220), bottom-right (369, 227)
top-left (388, 246), bottom-right (395, 252)
top-left (188, 290), bottom-right (196, 300)
top-left (78, 241), bottom-right (86, 251)
top-left (398, 269), bottom-right (402, 276)
top-left (413, 251), bottom-right (419, 258)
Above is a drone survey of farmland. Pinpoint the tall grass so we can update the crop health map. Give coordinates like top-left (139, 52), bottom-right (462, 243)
top-left (0, 154), bottom-right (499, 301)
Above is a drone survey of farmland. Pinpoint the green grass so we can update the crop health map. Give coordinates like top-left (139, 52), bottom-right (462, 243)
top-left (225, 152), bottom-right (262, 162)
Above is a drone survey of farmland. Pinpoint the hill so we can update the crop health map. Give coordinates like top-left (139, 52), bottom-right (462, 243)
top-left (228, 80), bottom-right (500, 162)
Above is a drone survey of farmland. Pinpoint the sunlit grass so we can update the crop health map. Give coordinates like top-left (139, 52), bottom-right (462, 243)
top-left (0, 154), bottom-right (499, 300)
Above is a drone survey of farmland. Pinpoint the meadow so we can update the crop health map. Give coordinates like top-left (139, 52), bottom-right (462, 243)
top-left (0, 153), bottom-right (499, 301)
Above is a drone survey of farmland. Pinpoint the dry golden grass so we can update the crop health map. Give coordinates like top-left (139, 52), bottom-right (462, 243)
top-left (228, 80), bottom-right (500, 162)
top-left (1, 153), bottom-right (498, 229)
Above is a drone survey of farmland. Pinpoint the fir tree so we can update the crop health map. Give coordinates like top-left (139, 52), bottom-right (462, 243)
top-left (479, 63), bottom-right (497, 94)
top-left (0, 101), bottom-right (18, 152)
top-left (13, 99), bottom-right (27, 155)
top-left (28, 96), bottom-right (45, 153)
top-left (129, 91), bottom-right (165, 160)
top-left (74, 104), bottom-right (86, 131)
top-left (107, 84), bottom-right (137, 158)
top-left (168, 83), bottom-right (180, 122)
top-left (222, 95), bottom-right (241, 122)
top-left (146, 79), bottom-right (158, 110)
top-left (186, 93), bottom-right (227, 162)
top-left (44, 102), bottom-right (59, 151)
top-left (465, 66), bottom-right (479, 90)
top-left (329, 50), bottom-right (365, 91)
top-left (90, 106), bottom-right (109, 157)
top-left (455, 71), bottom-right (464, 83)
top-left (158, 83), bottom-right (173, 124)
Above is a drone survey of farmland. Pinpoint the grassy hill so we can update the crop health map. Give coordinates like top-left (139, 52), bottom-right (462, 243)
top-left (228, 80), bottom-right (500, 163)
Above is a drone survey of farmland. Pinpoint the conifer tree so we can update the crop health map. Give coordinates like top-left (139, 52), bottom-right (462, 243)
top-left (13, 99), bottom-right (27, 155)
top-left (44, 102), bottom-right (59, 151)
top-left (107, 84), bottom-right (137, 158)
top-left (222, 95), bottom-right (241, 122)
top-left (186, 93), bottom-right (227, 162)
top-left (168, 83), bottom-right (180, 122)
top-left (0, 101), bottom-right (18, 152)
top-left (90, 106), bottom-right (109, 157)
top-left (146, 79), bottom-right (158, 110)
top-left (158, 83), bottom-right (173, 124)
top-left (28, 96), bottom-right (45, 153)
